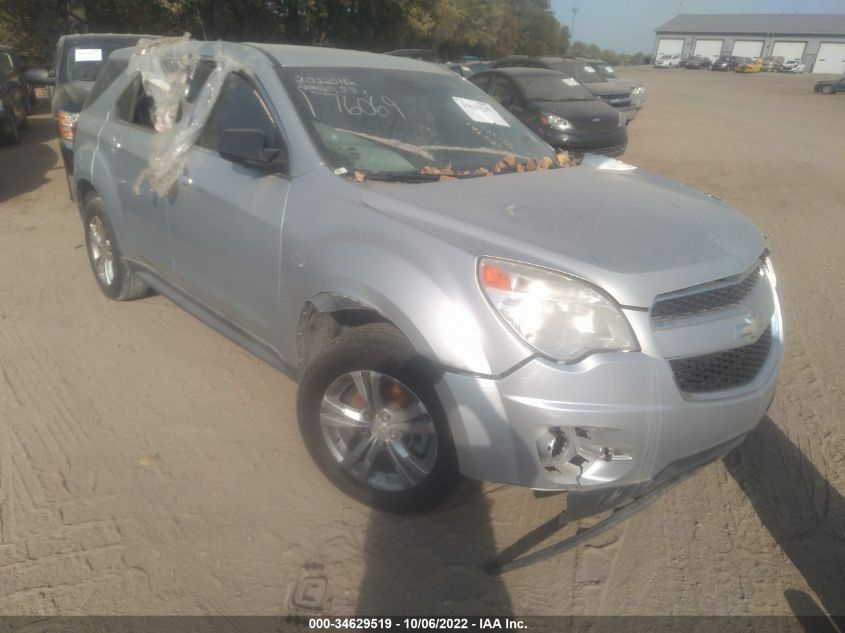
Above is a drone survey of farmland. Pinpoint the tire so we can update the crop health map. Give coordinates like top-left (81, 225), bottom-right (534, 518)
top-left (297, 323), bottom-right (460, 513)
top-left (3, 111), bottom-right (20, 145)
top-left (82, 192), bottom-right (150, 301)
top-left (822, 85), bottom-right (833, 94)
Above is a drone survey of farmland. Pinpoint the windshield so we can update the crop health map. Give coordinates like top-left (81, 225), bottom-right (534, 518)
top-left (62, 42), bottom-right (136, 83)
top-left (549, 62), bottom-right (604, 84)
top-left (513, 74), bottom-right (594, 101)
top-left (593, 64), bottom-right (617, 78)
top-left (280, 67), bottom-right (556, 178)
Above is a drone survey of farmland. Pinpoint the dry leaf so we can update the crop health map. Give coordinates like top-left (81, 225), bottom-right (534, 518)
top-left (525, 157), bottom-right (537, 171)
top-left (538, 156), bottom-right (553, 170)
top-left (138, 453), bottom-right (161, 466)
top-left (354, 171), bottom-right (366, 182)
top-left (556, 152), bottom-right (574, 167)
top-left (503, 154), bottom-right (517, 168)
top-left (439, 175), bottom-right (457, 181)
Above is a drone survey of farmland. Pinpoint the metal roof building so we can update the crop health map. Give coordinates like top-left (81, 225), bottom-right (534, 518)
top-left (653, 14), bottom-right (845, 74)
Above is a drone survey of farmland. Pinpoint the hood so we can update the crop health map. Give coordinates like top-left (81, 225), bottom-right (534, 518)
top-left (536, 99), bottom-right (620, 131)
top-left (358, 167), bottom-right (765, 308)
top-left (583, 82), bottom-right (630, 99)
top-left (606, 77), bottom-right (641, 89)
top-left (52, 80), bottom-right (93, 114)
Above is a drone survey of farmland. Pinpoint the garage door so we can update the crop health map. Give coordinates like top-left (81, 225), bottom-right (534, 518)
top-left (657, 38), bottom-right (684, 58)
top-left (814, 42), bottom-right (845, 74)
top-left (771, 41), bottom-right (806, 63)
top-left (732, 40), bottom-right (764, 58)
top-left (694, 39), bottom-right (723, 60)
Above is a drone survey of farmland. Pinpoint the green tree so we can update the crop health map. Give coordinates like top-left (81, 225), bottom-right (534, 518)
top-left (559, 24), bottom-right (570, 55)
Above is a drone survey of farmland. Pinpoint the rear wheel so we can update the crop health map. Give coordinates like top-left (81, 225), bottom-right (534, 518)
top-left (297, 323), bottom-right (460, 513)
top-left (83, 192), bottom-right (150, 301)
top-left (822, 85), bottom-right (834, 94)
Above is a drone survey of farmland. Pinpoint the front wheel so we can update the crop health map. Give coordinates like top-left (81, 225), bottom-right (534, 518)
top-left (822, 85), bottom-right (834, 94)
top-left (297, 323), bottom-right (460, 513)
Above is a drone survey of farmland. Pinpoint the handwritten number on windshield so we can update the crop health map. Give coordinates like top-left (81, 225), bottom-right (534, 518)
top-left (297, 82), bottom-right (406, 120)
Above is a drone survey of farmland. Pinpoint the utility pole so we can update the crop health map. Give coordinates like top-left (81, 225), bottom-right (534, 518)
top-left (570, 4), bottom-right (580, 44)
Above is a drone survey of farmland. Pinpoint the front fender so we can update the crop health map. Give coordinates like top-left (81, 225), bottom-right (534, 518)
top-left (291, 239), bottom-right (533, 377)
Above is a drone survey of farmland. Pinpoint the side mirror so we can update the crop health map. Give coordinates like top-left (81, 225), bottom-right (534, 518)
top-left (23, 67), bottom-right (54, 86)
top-left (218, 128), bottom-right (285, 172)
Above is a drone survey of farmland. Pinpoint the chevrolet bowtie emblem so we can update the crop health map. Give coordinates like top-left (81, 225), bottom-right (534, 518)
top-left (737, 316), bottom-right (762, 341)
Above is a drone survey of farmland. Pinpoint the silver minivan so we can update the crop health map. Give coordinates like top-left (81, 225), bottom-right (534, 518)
top-left (73, 40), bottom-right (783, 514)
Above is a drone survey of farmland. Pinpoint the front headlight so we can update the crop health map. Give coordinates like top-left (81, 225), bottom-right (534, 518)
top-left (479, 258), bottom-right (638, 363)
top-left (633, 86), bottom-right (645, 95)
top-left (541, 112), bottom-right (572, 131)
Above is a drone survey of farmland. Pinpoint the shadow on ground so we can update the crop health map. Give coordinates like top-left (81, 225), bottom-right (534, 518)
top-left (0, 111), bottom-right (59, 204)
top-left (724, 417), bottom-right (845, 623)
top-left (356, 480), bottom-right (512, 615)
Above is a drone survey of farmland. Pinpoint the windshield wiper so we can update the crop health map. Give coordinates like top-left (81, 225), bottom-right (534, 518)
top-left (357, 171), bottom-right (443, 183)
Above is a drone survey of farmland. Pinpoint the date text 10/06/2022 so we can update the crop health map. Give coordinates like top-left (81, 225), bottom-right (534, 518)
top-left (307, 617), bottom-right (529, 630)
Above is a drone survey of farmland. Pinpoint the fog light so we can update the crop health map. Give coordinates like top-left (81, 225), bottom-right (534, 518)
top-left (537, 427), bottom-right (571, 469)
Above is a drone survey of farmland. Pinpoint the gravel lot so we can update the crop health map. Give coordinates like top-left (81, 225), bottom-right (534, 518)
top-left (1, 67), bottom-right (843, 617)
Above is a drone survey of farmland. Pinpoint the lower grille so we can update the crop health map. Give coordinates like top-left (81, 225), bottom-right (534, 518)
top-left (572, 145), bottom-right (626, 162)
top-left (670, 326), bottom-right (772, 394)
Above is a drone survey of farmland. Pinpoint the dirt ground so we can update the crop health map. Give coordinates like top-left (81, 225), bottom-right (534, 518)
top-left (1, 67), bottom-right (843, 618)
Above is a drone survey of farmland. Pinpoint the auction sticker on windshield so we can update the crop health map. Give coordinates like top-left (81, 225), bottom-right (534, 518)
top-left (452, 96), bottom-right (510, 127)
top-left (75, 48), bottom-right (103, 62)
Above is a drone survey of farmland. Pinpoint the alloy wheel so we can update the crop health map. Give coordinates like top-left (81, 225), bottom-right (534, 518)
top-left (87, 215), bottom-right (115, 286)
top-left (319, 370), bottom-right (438, 491)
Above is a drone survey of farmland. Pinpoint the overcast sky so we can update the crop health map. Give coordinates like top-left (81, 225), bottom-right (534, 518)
top-left (550, 0), bottom-right (845, 53)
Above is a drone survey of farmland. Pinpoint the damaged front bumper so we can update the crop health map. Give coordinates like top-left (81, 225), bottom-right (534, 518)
top-left (435, 309), bottom-right (782, 497)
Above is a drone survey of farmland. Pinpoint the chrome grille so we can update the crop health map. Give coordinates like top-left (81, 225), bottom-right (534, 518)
top-left (670, 326), bottom-right (772, 394)
top-left (652, 263), bottom-right (764, 323)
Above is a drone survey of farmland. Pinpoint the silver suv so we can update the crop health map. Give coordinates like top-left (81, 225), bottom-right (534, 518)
top-left (73, 40), bottom-right (783, 514)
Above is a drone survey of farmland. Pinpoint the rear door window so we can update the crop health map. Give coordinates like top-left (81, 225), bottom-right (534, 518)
top-left (83, 58), bottom-right (128, 109)
top-left (115, 76), bottom-right (155, 130)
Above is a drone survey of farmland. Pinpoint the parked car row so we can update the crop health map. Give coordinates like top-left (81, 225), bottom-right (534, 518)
top-left (660, 54), bottom-right (806, 73)
top-left (25, 41), bottom-right (646, 170)
top-left (60, 37), bottom-right (782, 515)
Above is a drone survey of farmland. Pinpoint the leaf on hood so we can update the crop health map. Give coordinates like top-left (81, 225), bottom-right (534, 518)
top-left (502, 154), bottom-right (517, 168)
top-left (354, 171), bottom-right (366, 182)
top-left (538, 156), bottom-right (553, 170)
top-left (556, 152), bottom-right (574, 167)
top-left (439, 175), bottom-right (457, 181)
top-left (525, 157), bottom-right (537, 171)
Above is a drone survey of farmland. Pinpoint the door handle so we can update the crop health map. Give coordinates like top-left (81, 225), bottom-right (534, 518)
top-left (178, 174), bottom-right (193, 186)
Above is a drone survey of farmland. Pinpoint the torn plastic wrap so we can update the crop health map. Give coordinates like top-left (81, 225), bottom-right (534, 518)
top-left (128, 35), bottom-right (248, 196)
